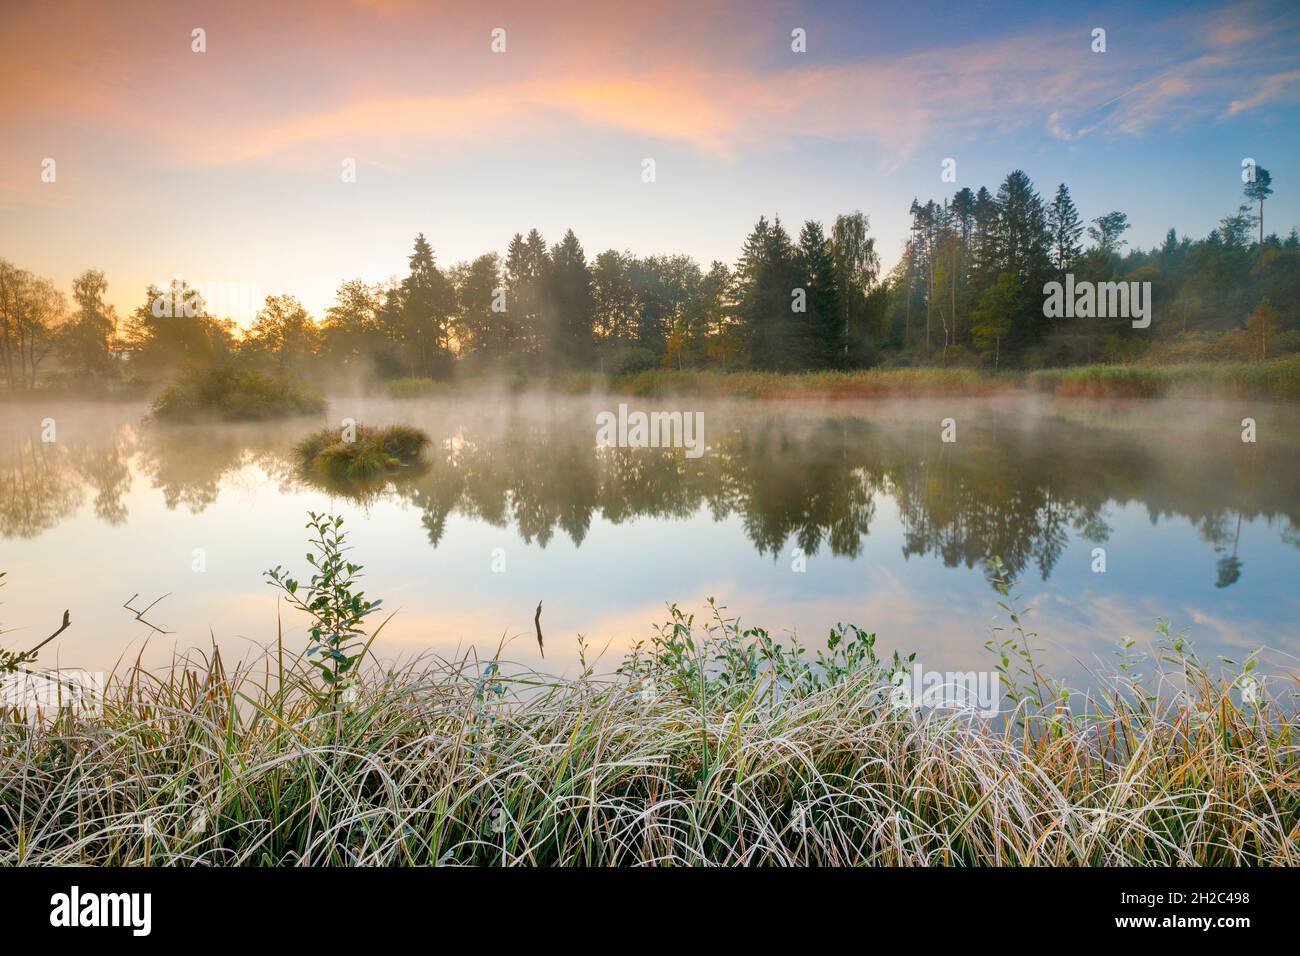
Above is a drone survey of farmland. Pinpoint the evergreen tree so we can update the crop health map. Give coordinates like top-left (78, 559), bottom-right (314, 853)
top-left (1243, 166), bottom-right (1273, 246)
top-left (504, 230), bottom-right (549, 358)
top-left (399, 233), bottom-right (455, 377)
top-left (970, 186), bottom-right (999, 288)
top-left (1046, 184), bottom-right (1083, 273)
top-left (994, 170), bottom-right (1050, 278)
top-left (547, 229), bottom-right (594, 367)
top-left (735, 216), bottom-right (804, 369)
top-left (992, 171), bottom-right (1051, 351)
top-left (797, 220), bottom-right (842, 367)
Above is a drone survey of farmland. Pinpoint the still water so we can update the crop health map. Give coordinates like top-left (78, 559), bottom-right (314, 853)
top-left (2, 395), bottom-right (1298, 687)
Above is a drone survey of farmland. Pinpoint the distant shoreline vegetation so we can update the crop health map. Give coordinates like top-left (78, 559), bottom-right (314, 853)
top-left (376, 356), bottom-right (1300, 401)
top-left (1, 167), bottom-right (1295, 395)
top-left (3, 358), bottom-right (1295, 405)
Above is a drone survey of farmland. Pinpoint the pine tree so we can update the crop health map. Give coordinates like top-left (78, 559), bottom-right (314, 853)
top-left (547, 229), bottom-right (594, 367)
top-left (504, 230), bottom-right (549, 358)
top-left (1243, 166), bottom-right (1273, 246)
top-left (994, 171), bottom-right (1050, 279)
top-left (797, 220), bottom-right (842, 367)
top-left (734, 215), bottom-right (807, 369)
top-left (1046, 184), bottom-right (1083, 273)
top-left (399, 233), bottom-right (454, 377)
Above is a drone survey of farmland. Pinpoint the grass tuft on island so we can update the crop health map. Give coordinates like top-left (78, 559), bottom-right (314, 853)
top-left (295, 424), bottom-right (431, 481)
top-left (151, 365), bottom-right (326, 421)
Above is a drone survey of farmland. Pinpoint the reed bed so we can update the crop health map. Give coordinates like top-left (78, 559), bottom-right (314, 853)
top-left (1026, 355), bottom-right (1300, 400)
top-left (382, 357), bottom-right (1300, 403)
top-left (2, 608), bottom-right (1295, 866)
top-left (609, 367), bottom-right (1017, 399)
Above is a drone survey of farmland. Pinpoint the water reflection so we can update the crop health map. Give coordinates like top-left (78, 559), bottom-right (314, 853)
top-left (2, 397), bottom-right (1297, 593)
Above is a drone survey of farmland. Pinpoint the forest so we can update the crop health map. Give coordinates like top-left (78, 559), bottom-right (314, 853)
top-left (0, 166), bottom-right (1294, 390)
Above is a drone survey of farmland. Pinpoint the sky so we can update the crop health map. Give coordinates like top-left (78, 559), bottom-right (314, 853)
top-left (1, 0), bottom-right (1298, 323)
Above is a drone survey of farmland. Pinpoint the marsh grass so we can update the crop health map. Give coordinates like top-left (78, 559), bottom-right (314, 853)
top-left (609, 367), bottom-right (1017, 399)
top-left (1, 598), bottom-right (1295, 866)
top-left (386, 377), bottom-right (455, 400)
top-left (151, 365), bottom-right (326, 421)
top-left (626, 359), bottom-right (1300, 400)
top-left (382, 358), bottom-right (1300, 402)
top-left (294, 424), bottom-right (431, 484)
top-left (1027, 355), bottom-right (1300, 400)
top-left (2, 522), bottom-right (1294, 867)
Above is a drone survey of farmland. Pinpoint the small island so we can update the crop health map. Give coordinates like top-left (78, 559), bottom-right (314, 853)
top-left (151, 365), bottom-right (326, 422)
top-left (294, 424), bottom-right (431, 482)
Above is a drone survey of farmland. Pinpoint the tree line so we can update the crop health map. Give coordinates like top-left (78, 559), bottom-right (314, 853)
top-left (1, 166), bottom-right (1294, 389)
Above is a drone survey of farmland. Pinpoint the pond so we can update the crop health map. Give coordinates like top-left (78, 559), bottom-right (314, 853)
top-left (2, 394), bottom-right (1298, 690)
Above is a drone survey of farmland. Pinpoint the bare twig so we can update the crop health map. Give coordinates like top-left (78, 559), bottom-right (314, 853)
top-left (534, 600), bottom-right (544, 658)
top-left (26, 609), bottom-right (71, 656)
top-left (123, 593), bottom-right (173, 635)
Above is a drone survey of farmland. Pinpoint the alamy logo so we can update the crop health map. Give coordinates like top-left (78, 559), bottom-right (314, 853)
top-left (0, 669), bottom-right (103, 719)
top-left (891, 663), bottom-right (1001, 717)
top-left (1042, 275), bottom-right (1151, 328)
top-left (595, 403), bottom-right (705, 459)
top-left (50, 886), bottom-right (151, 936)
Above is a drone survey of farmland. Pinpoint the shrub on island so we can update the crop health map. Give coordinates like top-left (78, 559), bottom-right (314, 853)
top-left (152, 365), bottom-right (326, 422)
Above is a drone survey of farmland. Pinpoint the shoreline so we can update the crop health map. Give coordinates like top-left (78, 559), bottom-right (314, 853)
top-left (4, 356), bottom-right (1299, 405)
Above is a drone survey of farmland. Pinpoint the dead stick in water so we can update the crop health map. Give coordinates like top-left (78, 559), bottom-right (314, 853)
top-left (27, 610), bottom-right (71, 656)
top-left (534, 601), bottom-right (544, 658)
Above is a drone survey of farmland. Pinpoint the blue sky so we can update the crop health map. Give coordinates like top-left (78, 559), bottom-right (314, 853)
top-left (1, 0), bottom-right (1297, 320)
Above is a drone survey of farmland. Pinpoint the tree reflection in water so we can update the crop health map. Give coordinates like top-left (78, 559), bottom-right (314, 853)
top-left (1, 398), bottom-right (1296, 591)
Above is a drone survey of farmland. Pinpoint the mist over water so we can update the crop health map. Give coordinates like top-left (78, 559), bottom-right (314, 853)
top-left (2, 394), bottom-right (1298, 689)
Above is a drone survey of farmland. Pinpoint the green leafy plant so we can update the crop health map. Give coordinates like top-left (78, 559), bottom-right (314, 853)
top-left (265, 513), bottom-right (383, 703)
top-left (618, 597), bottom-right (903, 713)
top-left (983, 555), bottom-right (1047, 716)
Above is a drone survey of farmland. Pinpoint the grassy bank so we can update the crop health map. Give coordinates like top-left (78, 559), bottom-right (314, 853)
top-left (1, 522), bottom-right (1295, 866)
top-left (1026, 356), bottom-right (1300, 400)
top-left (385, 367), bottom-right (1018, 400)
top-left (1, 616), bottom-right (1293, 866)
top-left (606, 366), bottom-right (1019, 399)
top-left (383, 356), bottom-right (1300, 402)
